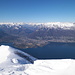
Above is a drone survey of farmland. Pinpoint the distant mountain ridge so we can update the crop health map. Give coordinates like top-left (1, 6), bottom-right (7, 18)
top-left (0, 22), bottom-right (75, 48)
top-left (0, 22), bottom-right (75, 30)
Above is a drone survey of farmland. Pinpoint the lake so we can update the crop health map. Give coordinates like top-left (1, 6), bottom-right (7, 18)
top-left (22, 42), bottom-right (75, 59)
top-left (1, 42), bottom-right (75, 59)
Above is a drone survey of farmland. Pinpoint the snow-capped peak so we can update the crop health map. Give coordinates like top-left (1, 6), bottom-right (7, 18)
top-left (0, 22), bottom-right (74, 30)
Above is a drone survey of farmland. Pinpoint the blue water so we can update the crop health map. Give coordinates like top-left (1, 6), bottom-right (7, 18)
top-left (22, 42), bottom-right (75, 59)
top-left (1, 42), bottom-right (75, 59)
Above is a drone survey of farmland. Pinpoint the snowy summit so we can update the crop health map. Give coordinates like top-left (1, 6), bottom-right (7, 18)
top-left (0, 45), bottom-right (75, 75)
top-left (0, 22), bottom-right (75, 30)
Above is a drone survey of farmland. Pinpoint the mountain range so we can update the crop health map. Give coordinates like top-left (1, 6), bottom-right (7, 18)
top-left (0, 22), bottom-right (75, 75)
top-left (0, 22), bottom-right (75, 48)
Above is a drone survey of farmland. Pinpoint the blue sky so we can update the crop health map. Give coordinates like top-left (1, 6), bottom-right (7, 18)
top-left (0, 0), bottom-right (75, 22)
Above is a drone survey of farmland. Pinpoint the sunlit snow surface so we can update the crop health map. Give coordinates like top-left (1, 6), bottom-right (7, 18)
top-left (0, 45), bottom-right (75, 75)
top-left (0, 45), bottom-right (10, 63)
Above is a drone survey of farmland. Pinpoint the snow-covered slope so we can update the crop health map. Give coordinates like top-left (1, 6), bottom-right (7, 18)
top-left (0, 45), bottom-right (36, 64)
top-left (0, 45), bottom-right (75, 75)
top-left (26, 59), bottom-right (75, 75)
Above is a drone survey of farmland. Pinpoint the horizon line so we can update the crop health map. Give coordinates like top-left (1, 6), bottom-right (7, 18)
top-left (0, 22), bottom-right (74, 23)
